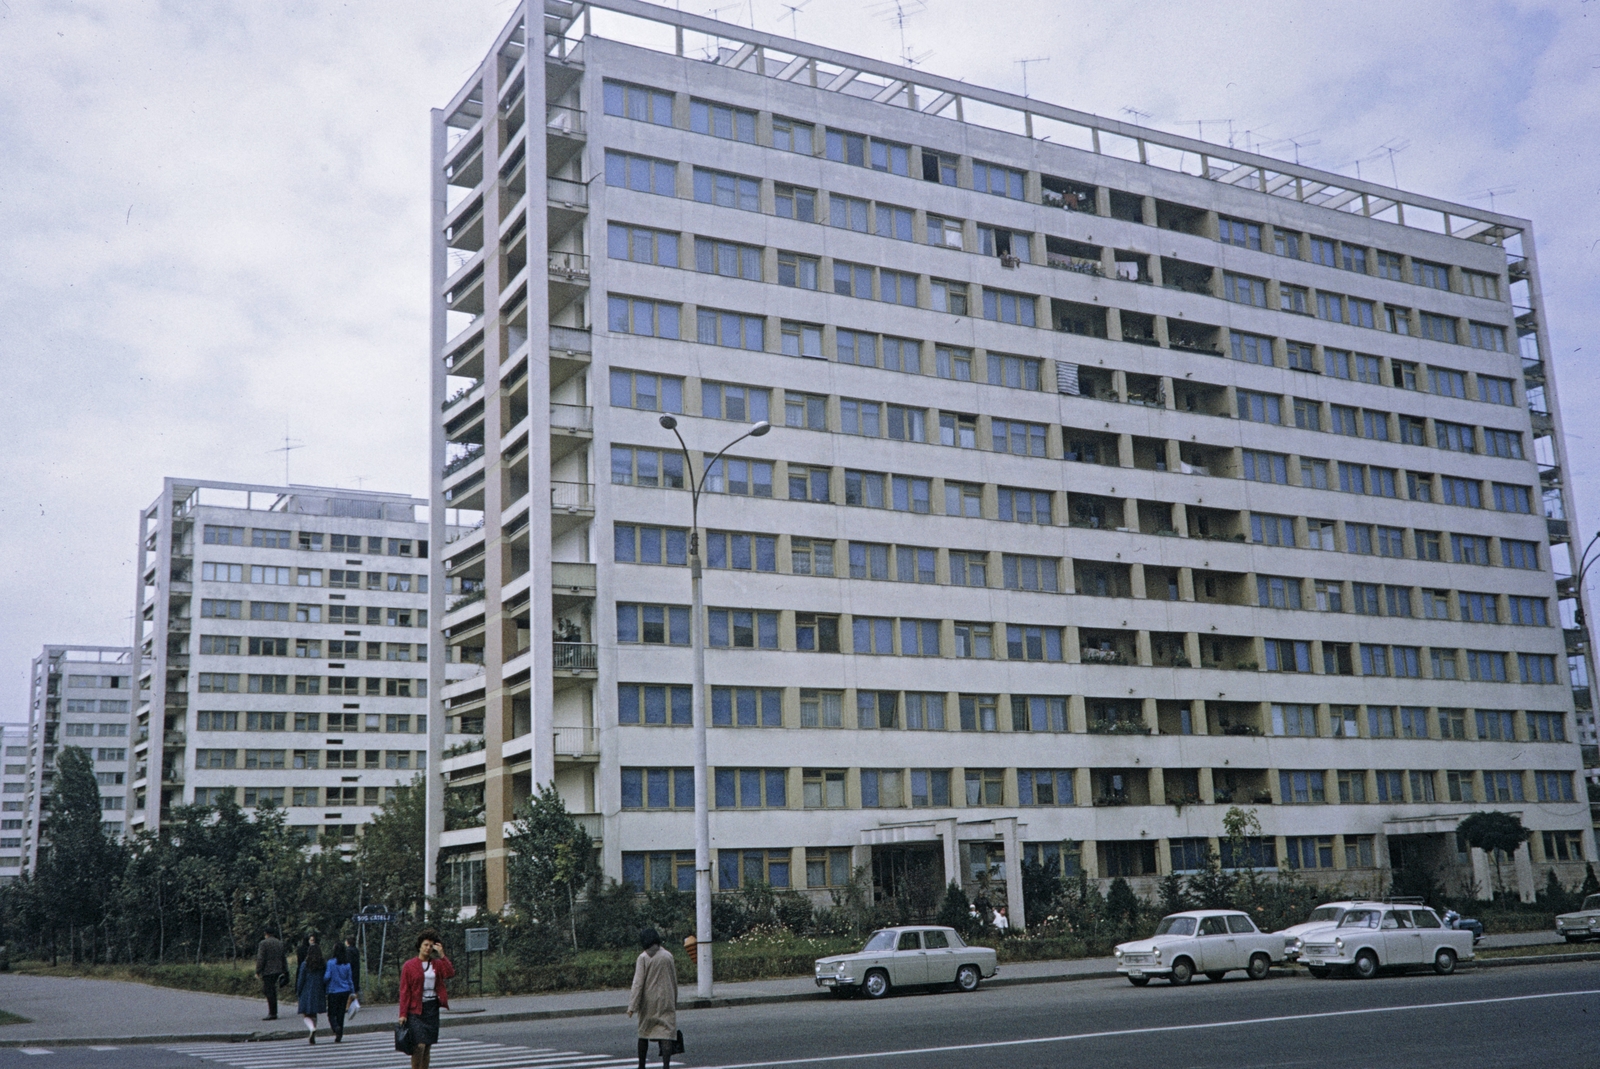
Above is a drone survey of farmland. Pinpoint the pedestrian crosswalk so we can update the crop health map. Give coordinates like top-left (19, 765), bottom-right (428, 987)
top-left (170, 1033), bottom-right (642, 1069)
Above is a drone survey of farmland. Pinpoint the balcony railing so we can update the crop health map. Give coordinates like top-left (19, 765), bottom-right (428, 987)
top-left (548, 251), bottom-right (590, 278)
top-left (546, 105), bottom-right (584, 137)
top-left (551, 561), bottom-right (597, 591)
top-left (549, 403), bottom-right (593, 433)
top-left (443, 446), bottom-right (484, 478)
top-left (547, 177), bottom-right (588, 208)
top-left (551, 481), bottom-right (593, 512)
top-left (553, 642), bottom-right (598, 671)
top-left (550, 325), bottom-right (592, 354)
top-left (553, 726), bottom-right (600, 758)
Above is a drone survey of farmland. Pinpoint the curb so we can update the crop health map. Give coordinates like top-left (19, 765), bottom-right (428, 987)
top-left (2, 953), bottom-right (1591, 1048)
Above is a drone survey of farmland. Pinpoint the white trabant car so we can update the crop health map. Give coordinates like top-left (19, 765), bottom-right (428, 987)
top-left (1113, 910), bottom-right (1282, 986)
top-left (1555, 894), bottom-right (1600, 943)
top-left (1299, 905), bottom-right (1474, 978)
top-left (813, 925), bottom-right (997, 999)
top-left (1277, 901), bottom-right (1363, 962)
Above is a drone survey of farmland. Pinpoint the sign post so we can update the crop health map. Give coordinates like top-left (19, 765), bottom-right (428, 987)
top-left (353, 906), bottom-right (401, 984)
top-left (464, 927), bottom-right (489, 995)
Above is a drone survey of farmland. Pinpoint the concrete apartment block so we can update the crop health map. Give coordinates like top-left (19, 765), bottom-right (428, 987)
top-left (18, 645), bottom-right (134, 876)
top-left (431, 0), bottom-right (1595, 918)
top-left (1, 721), bottom-right (33, 882)
top-left (131, 479), bottom-right (465, 846)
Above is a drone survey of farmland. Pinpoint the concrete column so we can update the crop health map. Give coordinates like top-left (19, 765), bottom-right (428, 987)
top-left (1140, 195), bottom-right (1157, 227)
top-left (999, 817), bottom-right (1026, 929)
top-left (1470, 847), bottom-right (1494, 901)
top-left (938, 818), bottom-right (960, 891)
top-left (1513, 843), bottom-right (1537, 903)
top-left (1171, 502), bottom-right (1189, 537)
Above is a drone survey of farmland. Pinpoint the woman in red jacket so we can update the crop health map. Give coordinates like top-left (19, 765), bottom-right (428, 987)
top-left (398, 929), bottom-right (455, 1069)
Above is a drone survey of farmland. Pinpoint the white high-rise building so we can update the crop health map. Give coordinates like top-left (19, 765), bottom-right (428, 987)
top-left (1, 721), bottom-right (32, 882)
top-left (132, 479), bottom-right (455, 844)
top-left (430, 0), bottom-right (1594, 916)
top-left (20, 645), bottom-right (134, 875)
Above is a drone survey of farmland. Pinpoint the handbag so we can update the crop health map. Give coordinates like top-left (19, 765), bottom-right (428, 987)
top-left (395, 1019), bottom-right (417, 1055)
top-left (347, 996), bottom-right (361, 1020)
top-left (674, 1030), bottom-right (685, 1055)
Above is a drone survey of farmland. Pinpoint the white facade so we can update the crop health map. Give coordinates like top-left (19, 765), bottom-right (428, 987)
top-left (1, 722), bottom-right (31, 881)
top-left (432, 1), bottom-right (1595, 915)
top-left (132, 479), bottom-right (443, 844)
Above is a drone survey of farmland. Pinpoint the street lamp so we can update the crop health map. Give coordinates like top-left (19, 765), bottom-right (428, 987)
top-left (659, 413), bottom-right (770, 998)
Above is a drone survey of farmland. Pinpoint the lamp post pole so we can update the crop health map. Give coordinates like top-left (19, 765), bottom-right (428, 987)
top-left (659, 415), bottom-right (770, 999)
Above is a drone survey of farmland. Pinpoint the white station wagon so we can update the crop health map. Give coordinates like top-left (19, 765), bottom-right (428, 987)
top-left (814, 925), bottom-right (998, 999)
top-left (1555, 894), bottom-right (1600, 943)
top-left (1114, 909), bottom-right (1282, 986)
top-left (1299, 905), bottom-right (1474, 978)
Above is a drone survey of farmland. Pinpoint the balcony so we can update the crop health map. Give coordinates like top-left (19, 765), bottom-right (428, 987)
top-left (551, 481), bottom-right (594, 533)
top-left (552, 561), bottom-right (597, 594)
top-left (553, 642), bottom-right (598, 673)
top-left (553, 726), bottom-right (599, 760)
top-left (546, 104), bottom-right (584, 138)
top-left (443, 445), bottom-right (485, 479)
top-left (1548, 517), bottom-right (1571, 543)
top-left (550, 325), bottom-right (591, 389)
top-left (571, 812), bottom-right (602, 843)
top-left (548, 250), bottom-right (589, 281)
top-left (1565, 628), bottom-right (1587, 656)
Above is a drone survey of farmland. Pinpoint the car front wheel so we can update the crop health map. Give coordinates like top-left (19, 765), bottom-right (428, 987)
top-left (1169, 958), bottom-right (1194, 985)
top-left (1352, 951), bottom-right (1379, 980)
top-left (862, 969), bottom-right (890, 1000)
top-left (1433, 949), bottom-right (1456, 976)
top-left (955, 964), bottom-right (982, 992)
top-left (1246, 953), bottom-right (1271, 981)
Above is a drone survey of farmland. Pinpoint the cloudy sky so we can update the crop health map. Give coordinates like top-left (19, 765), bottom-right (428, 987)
top-left (2, 0), bottom-right (1596, 720)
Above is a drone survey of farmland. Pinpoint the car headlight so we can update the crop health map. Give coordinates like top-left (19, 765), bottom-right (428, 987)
top-left (1334, 938), bottom-right (1344, 950)
top-left (1152, 948), bottom-right (1161, 960)
top-left (1114, 948), bottom-right (1123, 957)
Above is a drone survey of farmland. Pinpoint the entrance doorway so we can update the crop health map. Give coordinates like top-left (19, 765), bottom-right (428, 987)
top-left (871, 845), bottom-right (945, 923)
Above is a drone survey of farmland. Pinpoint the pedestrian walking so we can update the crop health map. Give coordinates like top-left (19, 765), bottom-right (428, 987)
top-left (295, 935), bottom-right (328, 1044)
top-left (627, 928), bottom-right (678, 1069)
top-left (399, 928), bottom-right (455, 1069)
top-left (254, 930), bottom-right (287, 1021)
top-left (338, 934), bottom-right (363, 1011)
top-left (324, 944), bottom-right (355, 1043)
top-left (994, 906), bottom-right (1010, 933)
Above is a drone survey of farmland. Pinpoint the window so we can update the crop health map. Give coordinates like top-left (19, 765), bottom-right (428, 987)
top-left (1003, 554), bottom-right (1058, 592)
top-left (972, 161), bottom-right (1024, 198)
top-left (1280, 771), bottom-right (1326, 804)
top-left (1480, 375), bottom-right (1516, 406)
top-left (965, 768), bottom-right (1005, 807)
top-left (929, 280), bottom-right (969, 316)
top-left (803, 769), bottom-right (847, 807)
top-left (621, 767), bottom-right (695, 810)
top-left (844, 470), bottom-right (887, 508)
top-left (618, 684), bottom-right (693, 726)
top-left (616, 604), bottom-right (691, 646)
top-left (880, 269), bottom-right (918, 307)
top-left (607, 223), bottom-right (678, 267)
top-left (694, 237), bottom-right (761, 280)
top-left (1265, 639), bottom-right (1311, 672)
top-left (1219, 217), bottom-right (1261, 250)
top-left (700, 382), bottom-right (769, 425)
top-left (1243, 450), bottom-right (1288, 484)
top-left (1542, 830), bottom-right (1585, 862)
top-left (1007, 625), bottom-right (1063, 662)
top-left (200, 523), bottom-right (246, 545)
top-left (1467, 650), bottom-right (1508, 682)
top-left (1250, 513), bottom-right (1295, 547)
top-left (1508, 596), bottom-right (1548, 627)
top-left (860, 769), bottom-right (905, 809)
top-left (983, 289), bottom-right (1036, 326)
top-left (922, 149), bottom-right (958, 185)
top-left (696, 308), bottom-right (764, 350)
top-left (706, 609), bottom-right (779, 650)
top-left (772, 116), bottom-right (814, 154)
top-left (705, 531), bottom-right (777, 573)
top-left (1493, 483), bottom-right (1532, 514)
top-left (795, 614), bottom-right (840, 653)
top-left (1018, 770), bottom-right (1075, 806)
top-left (1223, 272), bottom-right (1267, 306)
top-left (1460, 591), bottom-right (1497, 623)
top-left (950, 550), bottom-right (988, 588)
top-left (1315, 580), bottom-right (1343, 612)
top-left (775, 183), bottom-right (815, 221)
top-left (1361, 645), bottom-right (1392, 677)
top-left (831, 260), bottom-right (873, 299)
top-left (1468, 322), bottom-right (1508, 352)
top-left (608, 295), bottom-right (680, 339)
top-left (1231, 333), bottom-right (1273, 365)
top-left (194, 749), bottom-right (238, 770)
top-left (1535, 771), bottom-right (1576, 803)
top-left (927, 214), bottom-right (963, 248)
top-left (954, 625), bottom-right (994, 660)
top-left (780, 320), bottom-right (823, 358)
top-left (852, 616), bottom-right (894, 655)
top-left (715, 768), bottom-right (787, 810)
top-left (1501, 539), bottom-right (1539, 570)
top-left (603, 80), bottom-right (672, 124)
top-left (776, 250), bottom-right (818, 290)
top-left (877, 204), bottom-right (915, 241)
top-left (1280, 285), bottom-right (1309, 314)
top-left (611, 445), bottom-right (684, 488)
top-left (689, 98), bottom-right (755, 142)
top-left (1483, 428), bottom-right (1524, 460)
top-left (1272, 704), bottom-right (1316, 736)
top-left (1441, 477), bottom-right (1481, 509)
top-left (693, 167), bottom-right (759, 211)
top-left (799, 689), bottom-right (843, 727)
top-left (1294, 400), bottom-right (1323, 433)
top-left (604, 150), bottom-right (676, 196)
top-left (987, 353), bottom-right (1042, 391)
top-left (1257, 575), bottom-right (1302, 609)
top-left (790, 537), bottom-right (835, 577)
top-left (623, 851), bottom-right (695, 892)
top-left (998, 488), bottom-right (1052, 524)
top-left (1420, 313), bottom-right (1458, 344)
top-left (1237, 390), bottom-right (1282, 423)
top-left (945, 481), bottom-right (982, 517)
top-left (828, 193), bottom-right (869, 231)
top-left (1519, 653), bottom-right (1559, 684)
top-left (1483, 770), bottom-right (1525, 803)
top-left (1411, 260), bottom-right (1450, 289)
top-left (856, 690), bottom-right (899, 728)
top-left (1325, 349), bottom-right (1352, 379)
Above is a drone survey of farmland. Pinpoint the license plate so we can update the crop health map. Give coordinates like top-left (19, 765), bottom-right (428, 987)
top-left (1128, 970), bottom-right (1144, 978)
top-left (1307, 959), bottom-right (1324, 967)
top-left (820, 978), bottom-right (836, 986)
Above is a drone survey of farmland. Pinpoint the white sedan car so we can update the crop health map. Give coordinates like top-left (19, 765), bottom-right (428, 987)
top-left (814, 926), bottom-right (998, 999)
top-left (1299, 905), bottom-right (1474, 978)
top-left (1114, 910), bottom-right (1282, 986)
top-left (1277, 901), bottom-right (1363, 961)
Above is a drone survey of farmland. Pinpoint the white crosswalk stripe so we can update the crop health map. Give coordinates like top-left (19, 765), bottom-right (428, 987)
top-left (169, 1033), bottom-right (642, 1069)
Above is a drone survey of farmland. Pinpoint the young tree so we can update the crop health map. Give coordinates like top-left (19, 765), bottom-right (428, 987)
top-left (355, 776), bottom-right (426, 917)
top-left (33, 746), bottom-right (124, 963)
top-left (1457, 811), bottom-right (1531, 901)
top-left (505, 785), bottom-right (593, 948)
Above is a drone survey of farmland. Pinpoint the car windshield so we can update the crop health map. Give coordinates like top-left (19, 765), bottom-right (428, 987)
top-left (1306, 907), bottom-right (1343, 923)
top-left (1338, 909), bottom-right (1381, 929)
top-left (1153, 916), bottom-right (1197, 936)
top-left (1584, 895), bottom-right (1600, 912)
top-left (861, 930), bottom-right (898, 953)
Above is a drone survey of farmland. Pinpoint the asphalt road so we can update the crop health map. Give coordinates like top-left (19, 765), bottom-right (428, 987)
top-left (5, 961), bottom-right (1598, 1069)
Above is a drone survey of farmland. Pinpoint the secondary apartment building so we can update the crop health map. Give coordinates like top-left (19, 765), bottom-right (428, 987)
top-left (16, 645), bottom-right (134, 876)
top-left (132, 480), bottom-right (451, 842)
top-left (431, 0), bottom-right (1595, 918)
top-left (1, 722), bottom-right (32, 881)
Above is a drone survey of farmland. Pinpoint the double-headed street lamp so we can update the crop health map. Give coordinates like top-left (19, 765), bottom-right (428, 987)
top-left (659, 413), bottom-right (770, 998)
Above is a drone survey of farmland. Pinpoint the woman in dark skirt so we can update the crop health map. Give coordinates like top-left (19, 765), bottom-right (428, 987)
top-left (398, 929), bottom-right (455, 1069)
top-left (295, 936), bottom-right (328, 1044)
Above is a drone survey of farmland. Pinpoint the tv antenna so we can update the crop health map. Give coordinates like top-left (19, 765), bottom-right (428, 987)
top-left (1377, 138), bottom-right (1411, 187)
top-left (777, 0), bottom-right (810, 37)
top-left (1473, 186), bottom-right (1516, 212)
top-left (269, 423), bottom-right (304, 485)
top-left (1015, 56), bottom-right (1050, 98)
top-left (870, 0), bottom-right (926, 67)
top-left (1120, 105), bottom-right (1153, 124)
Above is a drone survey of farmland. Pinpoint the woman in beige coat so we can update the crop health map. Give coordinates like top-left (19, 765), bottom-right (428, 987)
top-left (627, 928), bottom-right (678, 1069)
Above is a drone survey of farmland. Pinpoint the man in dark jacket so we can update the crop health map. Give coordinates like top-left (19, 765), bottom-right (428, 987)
top-left (255, 931), bottom-right (288, 1020)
